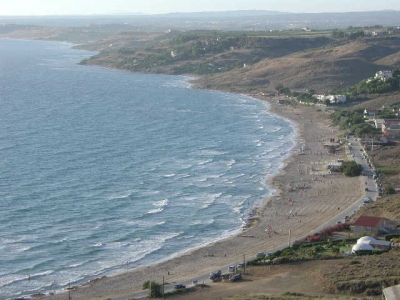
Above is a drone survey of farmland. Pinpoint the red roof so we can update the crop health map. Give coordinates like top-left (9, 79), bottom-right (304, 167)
top-left (353, 216), bottom-right (383, 227)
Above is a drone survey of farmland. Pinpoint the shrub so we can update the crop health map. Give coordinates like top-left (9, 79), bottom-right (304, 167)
top-left (142, 281), bottom-right (162, 298)
top-left (341, 161), bottom-right (363, 176)
top-left (385, 186), bottom-right (396, 194)
top-left (376, 168), bottom-right (398, 175)
top-left (385, 233), bottom-right (400, 241)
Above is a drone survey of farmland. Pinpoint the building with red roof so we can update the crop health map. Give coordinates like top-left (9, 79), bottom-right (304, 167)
top-left (352, 216), bottom-right (397, 237)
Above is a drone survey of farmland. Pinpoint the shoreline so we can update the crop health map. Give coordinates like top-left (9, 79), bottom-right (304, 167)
top-left (40, 93), bottom-right (364, 300)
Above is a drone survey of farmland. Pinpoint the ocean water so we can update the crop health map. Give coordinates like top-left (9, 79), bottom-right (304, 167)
top-left (0, 38), bottom-right (296, 299)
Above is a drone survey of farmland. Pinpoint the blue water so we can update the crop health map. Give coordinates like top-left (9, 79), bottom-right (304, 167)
top-left (0, 38), bottom-right (296, 299)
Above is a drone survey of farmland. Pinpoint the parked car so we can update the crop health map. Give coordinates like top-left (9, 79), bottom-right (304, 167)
top-left (256, 252), bottom-right (266, 258)
top-left (228, 265), bottom-right (236, 272)
top-left (363, 197), bottom-right (372, 204)
top-left (209, 270), bottom-right (222, 280)
top-left (174, 284), bottom-right (186, 290)
top-left (229, 273), bottom-right (242, 282)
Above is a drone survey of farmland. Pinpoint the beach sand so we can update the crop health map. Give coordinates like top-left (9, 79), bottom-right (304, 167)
top-left (41, 97), bottom-right (364, 300)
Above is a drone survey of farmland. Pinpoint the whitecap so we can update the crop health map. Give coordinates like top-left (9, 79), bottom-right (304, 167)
top-left (200, 193), bottom-right (223, 209)
top-left (163, 173), bottom-right (176, 178)
top-left (107, 191), bottom-right (134, 201)
top-left (272, 126), bottom-right (282, 132)
top-left (31, 270), bottom-right (54, 279)
top-left (226, 159), bottom-right (236, 167)
top-left (147, 207), bottom-right (163, 214)
top-left (197, 158), bottom-right (213, 165)
top-left (153, 199), bottom-right (169, 207)
top-left (69, 262), bottom-right (86, 268)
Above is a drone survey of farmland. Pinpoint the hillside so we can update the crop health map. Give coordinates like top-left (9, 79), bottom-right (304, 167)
top-left (195, 36), bottom-right (400, 93)
top-left (76, 31), bottom-right (400, 94)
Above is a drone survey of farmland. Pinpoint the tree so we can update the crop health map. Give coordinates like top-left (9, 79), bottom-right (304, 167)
top-left (275, 84), bottom-right (291, 96)
top-left (332, 30), bottom-right (346, 39)
top-left (385, 186), bottom-right (395, 195)
top-left (143, 281), bottom-right (162, 298)
top-left (341, 161), bottom-right (363, 176)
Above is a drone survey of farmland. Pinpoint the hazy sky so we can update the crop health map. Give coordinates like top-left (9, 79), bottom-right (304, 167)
top-left (1, 0), bottom-right (399, 16)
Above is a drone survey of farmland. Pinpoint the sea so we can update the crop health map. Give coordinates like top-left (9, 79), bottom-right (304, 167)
top-left (0, 38), bottom-right (297, 299)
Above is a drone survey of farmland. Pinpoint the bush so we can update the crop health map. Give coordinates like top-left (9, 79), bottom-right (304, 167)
top-left (385, 186), bottom-right (396, 194)
top-left (142, 281), bottom-right (162, 298)
top-left (299, 241), bottom-right (325, 249)
top-left (385, 233), bottom-right (400, 241)
top-left (376, 167), bottom-right (398, 175)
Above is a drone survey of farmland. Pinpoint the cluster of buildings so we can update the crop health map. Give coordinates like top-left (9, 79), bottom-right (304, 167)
top-left (349, 217), bottom-right (400, 299)
top-left (363, 108), bottom-right (400, 139)
top-left (310, 70), bottom-right (396, 105)
top-left (313, 94), bottom-right (347, 104)
top-left (375, 70), bottom-right (393, 80)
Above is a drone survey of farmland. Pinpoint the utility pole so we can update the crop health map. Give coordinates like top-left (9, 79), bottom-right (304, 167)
top-left (288, 229), bottom-right (292, 247)
top-left (68, 281), bottom-right (71, 300)
top-left (149, 278), bottom-right (152, 298)
top-left (243, 253), bottom-right (245, 273)
top-left (162, 275), bottom-right (165, 299)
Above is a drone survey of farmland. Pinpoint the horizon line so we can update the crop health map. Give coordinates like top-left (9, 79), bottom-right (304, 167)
top-left (0, 9), bottom-right (399, 18)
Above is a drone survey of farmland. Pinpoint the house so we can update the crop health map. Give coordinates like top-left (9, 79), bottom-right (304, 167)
top-left (313, 94), bottom-right (347, 104)
top-left (374, 119), bottom-right (385, 129)
top-left (363, 108), bottom-right (378, 119)
top-left (371, 31), bottom-right (383, 36)
top-left (352, 216), bottom-right (396, 237)
top-left (383, 284), bottom-right (400, 300)
top-left (375, 70), bottom-right (393, 80)
top-left (277, 99), bottom-right (289, 106)
top-left (382, 119), bottom-right (400, 138)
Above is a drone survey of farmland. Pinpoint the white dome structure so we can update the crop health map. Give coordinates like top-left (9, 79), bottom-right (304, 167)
top-left (351, 243), bottom-right (374, 253)
top-left (357, 236), bottom-right (376, 245)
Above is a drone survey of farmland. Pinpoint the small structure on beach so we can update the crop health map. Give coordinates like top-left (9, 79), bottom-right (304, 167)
top-left (328, 161), bottom-right (342, 172)
top-left (323, 142), bottom-right (341, 154)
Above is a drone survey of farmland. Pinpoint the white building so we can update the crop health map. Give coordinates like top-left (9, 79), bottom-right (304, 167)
top-left (351, 236), bottom-right (392, 254)
top-left (313, 94), bottom-right (347, 104)
top-left (383, 285), bottom-right (400, 300)
top-left (375, 70), bottom-right (393, 80)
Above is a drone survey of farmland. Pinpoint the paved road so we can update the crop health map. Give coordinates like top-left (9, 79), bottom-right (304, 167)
top-left (112, 136), bottom-right (380, 300)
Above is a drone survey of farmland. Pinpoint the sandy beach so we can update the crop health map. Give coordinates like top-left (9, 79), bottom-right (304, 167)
top-left (41, 96), bottom-right (364, 300)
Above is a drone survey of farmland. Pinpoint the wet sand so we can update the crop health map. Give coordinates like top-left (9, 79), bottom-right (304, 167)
top-left (41, 96), bottom-right (364, 300)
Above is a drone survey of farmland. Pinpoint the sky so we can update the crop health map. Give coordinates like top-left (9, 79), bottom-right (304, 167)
top-left (1, 0), bottom-right (399, 16)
